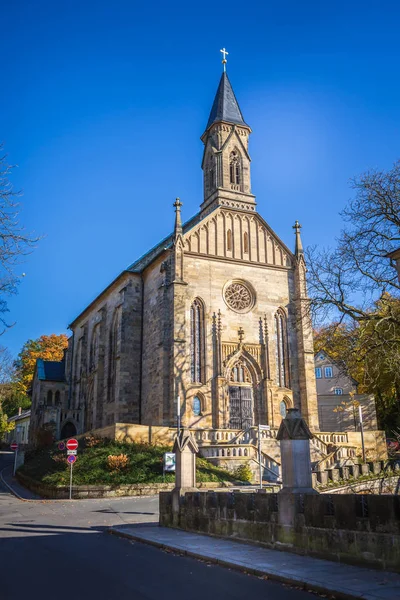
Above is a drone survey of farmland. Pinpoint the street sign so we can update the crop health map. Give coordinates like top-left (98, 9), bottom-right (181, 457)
top-left (163, 452), bottom-right (176, 472)
top-left (58, 441), bottom-right (66, 451)
top-left (10, 442), bottom-right (18, 451)
top-left (67, 455), bottom-right (77, 464)
top-left (67, 449), bottom-right (77, 456)
top-left (66, 438), bottom-right (78, 451)
top-left (258, 425), bottom-right (271, 431)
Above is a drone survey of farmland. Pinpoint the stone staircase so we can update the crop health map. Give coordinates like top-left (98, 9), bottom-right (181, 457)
top-left (193, 427), bottom-right (359, 484)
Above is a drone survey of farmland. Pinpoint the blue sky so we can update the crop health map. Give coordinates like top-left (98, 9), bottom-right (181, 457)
top-left (1, 0), bottom-right (400, 357)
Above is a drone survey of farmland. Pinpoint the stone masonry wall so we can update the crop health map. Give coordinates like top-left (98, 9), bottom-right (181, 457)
top-left (159, 490), bottom-right (400, 572)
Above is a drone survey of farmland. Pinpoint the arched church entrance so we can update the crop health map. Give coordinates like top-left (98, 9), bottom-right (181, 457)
top-left (228, 360), bottom-right (254, 429)
top-left (61, 421), bottom-right (77, 439)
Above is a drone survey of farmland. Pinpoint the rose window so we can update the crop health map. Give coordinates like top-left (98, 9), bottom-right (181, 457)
top-left (224, 282), bottom-right (253, 312)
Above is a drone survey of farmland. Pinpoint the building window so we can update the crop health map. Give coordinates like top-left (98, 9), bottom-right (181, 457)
top-left (190, 298), bottom-right (205, 383)
top-left (227, 229), bottom-right (232, 251)
top-left (279, 400), bottom-right (287, 418)
top-left (324, 366), bottom-right (333, 378)
top-left (193, 396), bottom-right (201, 416)
top-left (229, 150), bottom-right (241, 185)
top-left (315, 367), bottom-right (322, 379)
top-left (229, 360), bottom-right (251, 383)
top-left (55, 390), bottom-right (60, 404)
top-left (275, 309), bottom-right (290, 388)
top-left (108, 309), bottom-right (121, 403)
top-left (46, 390), bottom-right (53, 406)
top-left (334, 388), bottom-right (343, 395)
top-left (243, 231), bottom-right (249, 254)
top-left (208, 156), bottom-right (215, 190)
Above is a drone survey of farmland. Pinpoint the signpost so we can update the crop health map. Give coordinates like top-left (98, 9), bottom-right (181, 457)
top-left (257, 424), bottom-right (270, 489)
top-left (163, 452), bottom-right (176, 482)
top-left (66, 439), bottom-right (78, 499)
top-left (10, 442), bottom-right (18, 476)
top-left (58, 442), bottom-right (66, 451)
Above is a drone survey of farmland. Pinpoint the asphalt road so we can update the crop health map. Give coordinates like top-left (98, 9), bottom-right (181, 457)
top-left (0, 452), bottom-right (312, 600)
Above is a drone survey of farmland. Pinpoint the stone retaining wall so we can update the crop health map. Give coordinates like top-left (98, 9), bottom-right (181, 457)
top-left (160, 490), bottom-right (400, 573)
top-left (16, 472), bottom-right (235, 499)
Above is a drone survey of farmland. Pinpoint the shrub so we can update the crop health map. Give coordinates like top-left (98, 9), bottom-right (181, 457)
top-left (35, 425), bottom-right (54, 449)
top-left (84, 435), bottom-right (101, 448)
top-left (106, 454), bottom-right (129, 472)
top-left (233, 463), bottom-right (253, 482)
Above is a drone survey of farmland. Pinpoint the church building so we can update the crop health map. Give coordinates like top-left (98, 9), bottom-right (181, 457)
top-left (29, 64), bottom-right (320, 444)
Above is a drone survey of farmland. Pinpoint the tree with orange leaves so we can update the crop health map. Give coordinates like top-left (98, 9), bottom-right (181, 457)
top-left (14, 334), bottom-right (68, 393)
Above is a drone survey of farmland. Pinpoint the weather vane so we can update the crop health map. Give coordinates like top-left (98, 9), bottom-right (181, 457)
top-left (220, 47), bottom-right (228, 72)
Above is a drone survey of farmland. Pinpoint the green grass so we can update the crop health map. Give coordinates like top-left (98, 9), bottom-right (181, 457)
top-left (20, 438), bottom-right (245, 487)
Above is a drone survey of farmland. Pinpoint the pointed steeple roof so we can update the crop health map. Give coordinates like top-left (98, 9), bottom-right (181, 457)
top-left (206, 72), bottom-right (248, 130)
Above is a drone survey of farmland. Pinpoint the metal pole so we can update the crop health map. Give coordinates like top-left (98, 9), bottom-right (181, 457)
top-left (13, 449), bottom-right (18, 476)
top-left (177, 394), bottom-right (181, 435)
top-left (69, 462), bottom-right (73, 500)
top-left (258, 424), bottom-right (262, 489)
top-left (359, 405), bottom-right (366, 464)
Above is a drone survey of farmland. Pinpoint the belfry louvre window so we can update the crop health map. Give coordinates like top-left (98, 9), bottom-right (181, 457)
top-left (227, 229), bottom-right (232, 251)
top-left (229, 150), bottom-right (241, 185)
top-left (190, 298), bottom-right (205, 383)
top-left (275, 309), bottom-right (290, 388)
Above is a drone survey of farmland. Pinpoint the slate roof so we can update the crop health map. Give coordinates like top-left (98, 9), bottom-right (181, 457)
top-left (127, 211), bottom-right (202, 273)
top-left (206, 72), bottom-right (248, 130)
top-left (8, 410), bottom-right (31, 423)
top-left (37, 359), bottom-right (66, 382)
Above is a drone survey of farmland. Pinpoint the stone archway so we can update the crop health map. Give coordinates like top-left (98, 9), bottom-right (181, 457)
top-left (225, 353), bottom-right (261, 430)
top-left (60, 421), bottom-right (77, 439)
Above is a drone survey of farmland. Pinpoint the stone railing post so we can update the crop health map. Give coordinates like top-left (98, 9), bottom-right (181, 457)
top-left (277, 407), bottom-right (317, 527)
top-left (171, 428), bottom-right (199, 524)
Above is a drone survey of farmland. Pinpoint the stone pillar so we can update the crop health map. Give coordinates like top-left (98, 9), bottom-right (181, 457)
top-left (171, 428), bottom-right (199, 524)
top-left (277, 407), bottom-right (317, 527)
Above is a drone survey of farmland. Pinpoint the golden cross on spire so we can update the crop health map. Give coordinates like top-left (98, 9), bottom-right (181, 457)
top-left (220, 47), bottom-right (229, 72)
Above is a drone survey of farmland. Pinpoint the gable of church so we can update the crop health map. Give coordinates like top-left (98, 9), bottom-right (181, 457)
top-left (183, 208), bottom-right (293, 268)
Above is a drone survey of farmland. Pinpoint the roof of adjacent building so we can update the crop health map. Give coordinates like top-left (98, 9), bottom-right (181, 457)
top-left (8, 410), bottom-right (31, 423)
top-left (206, 72), bottom-right (248, 130)
top-left (37, 358), bottom-right (66, 382)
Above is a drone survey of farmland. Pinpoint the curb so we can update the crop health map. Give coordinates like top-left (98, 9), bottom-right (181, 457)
top-left (108, 527), bottom-right (365, 600)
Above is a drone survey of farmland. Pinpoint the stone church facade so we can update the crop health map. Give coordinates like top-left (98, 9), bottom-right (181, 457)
top-left (30, 70), bottom-right (320, 444)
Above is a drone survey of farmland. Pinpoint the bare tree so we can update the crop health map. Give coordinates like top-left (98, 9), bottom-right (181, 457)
top-left (0, 146), bottom-right (39, 331)
top-left (307, 160), bottom-right (400, 328)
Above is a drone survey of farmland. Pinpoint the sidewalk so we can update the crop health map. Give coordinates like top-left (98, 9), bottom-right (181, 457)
top-left (109, 524), bottom-right (400, 600)
top-left (0, 464), bottom-right (41, 500)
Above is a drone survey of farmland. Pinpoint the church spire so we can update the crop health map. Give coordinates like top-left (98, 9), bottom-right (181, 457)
top-left (205, 71), bottom-right (248, 131)
top-left (200, 54), bottom-right (255, 215)
top-left (293, 220), bottom-right (304, 257)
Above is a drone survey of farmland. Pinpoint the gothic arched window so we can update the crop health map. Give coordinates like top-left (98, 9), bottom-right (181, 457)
top-left (46, 390), bottom-right (53, 406)
top-left (280, 400), bottom-right (287, 418)
top-left (229, 150), bottom-right (241, 185)
top-left (243, 231), bottom-right (249, 254)
top-left (227, 229), bottom-right (232, 251)
top-left (190, 298), bottom-right (205, 383)
top-left (90, 325), bottom-right (100, 372)
top-left (55, 390), bottom-right (60, 404)
top-left (275, 309), bottom-right (290, 388)
top-left (229, 360), bottom-right (252, 383)
top-left (108, 309), bottom-right (121, 403)
top-left (208, 155), bottom-right (215, 191)
top-left (193, 396), bottom-right (201, 416)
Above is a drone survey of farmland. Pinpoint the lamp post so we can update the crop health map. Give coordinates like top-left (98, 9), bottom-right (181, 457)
top-left (359, 405), bottom-right (366, 464)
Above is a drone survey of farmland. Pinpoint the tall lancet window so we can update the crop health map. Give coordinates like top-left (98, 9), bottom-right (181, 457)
top-left (208, 155), bottom-right (215, 191)
top-left (190, 298), bottom-right (205, 383)
top-left (275, 309), bottom-right (290, 388)
top-left (229, 150), bottom-right (241, 185)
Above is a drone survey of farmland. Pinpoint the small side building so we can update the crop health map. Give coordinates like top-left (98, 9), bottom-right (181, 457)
top-left (315, 351), bottom-right (378, 432)
top-left (29, 355), bottom-right (82, 444)
top-left (4, 409), bottom-right (31, 446)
